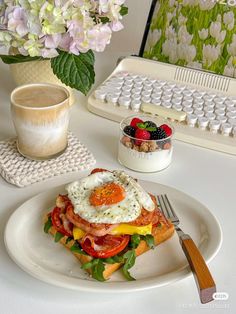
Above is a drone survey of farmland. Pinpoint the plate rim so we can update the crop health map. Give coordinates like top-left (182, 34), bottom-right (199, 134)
top-left (4, 181), bottom-right (223, 293)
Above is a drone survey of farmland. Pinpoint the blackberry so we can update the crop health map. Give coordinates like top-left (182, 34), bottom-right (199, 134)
top-left (123, 125), bottom-right (135, 137)
top-left (145, 120), bottom-right (157, 129)
top-left (150, 127), bottom-right (167, 140)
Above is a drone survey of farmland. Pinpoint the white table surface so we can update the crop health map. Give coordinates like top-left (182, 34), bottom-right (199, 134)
top-left (0, 1), bottom-right (235, 313)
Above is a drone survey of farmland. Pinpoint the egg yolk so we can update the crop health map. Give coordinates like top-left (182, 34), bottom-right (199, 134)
top-left (89, 182), bottom-right (126, 207)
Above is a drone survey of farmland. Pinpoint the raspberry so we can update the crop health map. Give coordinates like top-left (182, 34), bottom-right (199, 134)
top-left (130, 117), bottom-right (143, 129)
top-left (150, 127), bottom-right (167, 140)
top-left (160, 124), bottom-right (172, 137)
top-left (135, 128), bottom-right (151, 146)
top-left (123, 125), bottom-right (135, 137)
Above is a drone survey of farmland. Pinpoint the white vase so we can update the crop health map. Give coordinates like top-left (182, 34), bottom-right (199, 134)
top-left (9, 60), bottom-right (75, 105)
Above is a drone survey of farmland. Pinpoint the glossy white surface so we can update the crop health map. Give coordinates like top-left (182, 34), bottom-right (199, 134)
top-left (0, 0), bottom-right (235, 313)
top-left (4, 181), bottom-right (221, 292)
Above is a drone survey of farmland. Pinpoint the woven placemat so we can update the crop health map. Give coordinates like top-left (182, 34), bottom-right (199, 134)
top-left (0, 132), bottom-right (96, 187)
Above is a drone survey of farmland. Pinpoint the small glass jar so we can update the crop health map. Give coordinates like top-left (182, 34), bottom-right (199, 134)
top-left (118, 115), bottom-right (174, 172)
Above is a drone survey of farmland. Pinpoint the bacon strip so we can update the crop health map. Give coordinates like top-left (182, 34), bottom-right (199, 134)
top-left (65, 204), bottom-right (117, 237)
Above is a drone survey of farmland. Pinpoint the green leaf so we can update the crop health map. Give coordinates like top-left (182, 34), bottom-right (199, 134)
top-left (54, 232), bottom-right (64, 243)
top-left (43, 216), bottom-right (52, 234)
top-left (91, 259), bottom-right (106, 282)
top-left (122, 250), bottom-right (136, 281)
top-left (136, 123), bottom-right (146, 129)
top-left (50, 49), bottom-right (95, 95)
top-left (65, 236), bottom-right (73, 245)
top-left (120, 6), bottom-right (128, 16)
top-left (112, 255), bottom-right (124, 263)
top-left (81, 261), bottom-right (94, 270)
top-left (81, 258), bottom-right (99, 270)
top-left (130, 234), bottom-right (141, 249)
top-left (146, 126), bottom-right (157, 132)
top-left (142, 234), bottom-right (155, 249)
top-left (0, 54), bottom-right (41, 64)
top-left (103, 257), bottom-right (116, 264)
top-left (100, 17), bottom-right (110, 24)
top-left (70, 242), bottom-right (88, 255)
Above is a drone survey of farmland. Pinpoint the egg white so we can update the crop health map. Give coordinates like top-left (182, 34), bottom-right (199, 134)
top-left (66, 171), bottom-right (155, 224)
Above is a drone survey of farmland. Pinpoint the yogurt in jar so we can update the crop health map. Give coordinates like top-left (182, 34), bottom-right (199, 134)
top-left (118, 141), bottom-right (173, 172)
top-left (118, 115), bottom-right (174, 172)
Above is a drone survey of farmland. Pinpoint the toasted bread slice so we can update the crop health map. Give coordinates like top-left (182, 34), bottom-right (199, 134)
top-left (44, 214), bottom-right (175, 280)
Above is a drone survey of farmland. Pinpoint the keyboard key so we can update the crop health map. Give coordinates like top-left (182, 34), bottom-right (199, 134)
top-left (187, 114), bottom-right (197, 127)
top-left (198, 117), bottom-right (209, 130)
top-left (221, 123), bottom-right (232, 136)
top-left (209, 120), bottom-right (221, 133)
top-left (119, 97), bottom-right (130, 108)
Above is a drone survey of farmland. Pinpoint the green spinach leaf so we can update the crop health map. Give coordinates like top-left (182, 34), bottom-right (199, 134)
top-left (130, 234), bottom-right (141, 249)
top-left (54, 231), bottom-right (64, 243)
top-left (65, 237), bottom-right (73, 245)
top-left (91, 259), bottom-right (106, 282)
top-left (122, 249), bottom-right (136, 281)
top-left (142, 234), bottom-right (155, 249)
top-left (70, 242), bottom-right (88, 255)
top-left (43, 216), bottom-right (52, 234)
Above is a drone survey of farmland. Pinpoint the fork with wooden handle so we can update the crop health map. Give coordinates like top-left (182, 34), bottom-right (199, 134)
top-left (157, 194), bottom-right (216, 304)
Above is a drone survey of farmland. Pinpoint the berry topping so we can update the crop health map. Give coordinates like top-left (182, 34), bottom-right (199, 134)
top-left (123, 125), bottom-right (135, 137)
top-left (130, 117), bottom-right (144, 129)
top-left (150, 127), bottom-right (167, 140)
top-left (144, 120), bottom-right (157, 129)
top-left (160, 124), bottom-right (172, 137)
top-left (135, 128), bottom-right (151, 145)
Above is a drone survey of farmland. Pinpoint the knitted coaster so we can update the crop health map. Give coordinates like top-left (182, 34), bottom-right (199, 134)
top-left (0, 132), bottom-right (96, 187)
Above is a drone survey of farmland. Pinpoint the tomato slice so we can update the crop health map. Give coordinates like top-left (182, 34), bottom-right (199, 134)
top-left (51, 206), bottom-right (73, 237)
top-left (80, 234), bottom-right (130, 258)
top-left (90, 168), bottom-right (109, 175)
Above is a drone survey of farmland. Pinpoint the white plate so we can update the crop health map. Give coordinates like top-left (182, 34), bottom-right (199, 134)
top-left (4, 181), bottom-right (222, 293)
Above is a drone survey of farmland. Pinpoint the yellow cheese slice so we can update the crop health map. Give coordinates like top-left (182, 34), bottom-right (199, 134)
top-left (73, 223), bottom-right (152, 240)
top-left (73, 227), bottom-right (85, 240)
top-left (110, 223), bottom-right (152, 235)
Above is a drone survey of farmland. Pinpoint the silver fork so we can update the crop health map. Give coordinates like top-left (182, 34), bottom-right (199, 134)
top-left (157, 194), bottom-right (216, 304)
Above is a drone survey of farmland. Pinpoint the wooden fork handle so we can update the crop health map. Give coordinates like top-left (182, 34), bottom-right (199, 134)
top-left (179, 234), bottom-right (216, 304)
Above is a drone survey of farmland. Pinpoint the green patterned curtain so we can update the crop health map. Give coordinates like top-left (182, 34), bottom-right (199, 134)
top-left (144, 0), bottom-right (236, 77)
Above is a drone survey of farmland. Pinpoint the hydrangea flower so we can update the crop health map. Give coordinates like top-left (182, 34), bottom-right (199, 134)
top-left (0, 0), bottom-right (127, 57)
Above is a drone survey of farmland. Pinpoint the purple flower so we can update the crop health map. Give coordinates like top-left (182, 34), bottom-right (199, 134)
top-left (88, 24), bottom-right (112, 52)
top-left (8, 7), bottom-right (28, 37)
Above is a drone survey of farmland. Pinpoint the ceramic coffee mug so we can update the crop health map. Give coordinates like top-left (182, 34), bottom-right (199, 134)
top-left (11, 83), bottom-right (70, 160)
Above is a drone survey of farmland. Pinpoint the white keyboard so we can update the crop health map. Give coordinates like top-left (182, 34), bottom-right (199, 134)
top-left (88, 57), bottom-right (236, 155)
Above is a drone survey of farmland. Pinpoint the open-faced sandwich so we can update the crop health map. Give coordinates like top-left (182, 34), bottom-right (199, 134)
top-left (43, 168), bottom-right (175, 281)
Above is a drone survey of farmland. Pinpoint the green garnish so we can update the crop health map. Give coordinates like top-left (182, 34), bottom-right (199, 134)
top-left (65, 236), bottom-right (73, 244)
top-left (70, 242), bottom-right (88, 255)
top-left (136, 122), bottom-right (157, 132)
top-left (54, 231), bottom-right (64, 242)
top-left (130, 234), bottom-right (141, 249)
top-left (113, 255), bottom-right (124, 263)
top-left (103, 257), bottom-right (116, 264)
top-left (43, 216), bottom-right (52, 234)
top-left (141, 234), bottom-right (155, 249)
top-left (91, 259), bottom-right (106, 282)
top-left (81, 260), bottom-right (96, 270)
top-left (122, 249), bottom-right (136, 281)
top-left (81, 259), bottom-right (106, 281)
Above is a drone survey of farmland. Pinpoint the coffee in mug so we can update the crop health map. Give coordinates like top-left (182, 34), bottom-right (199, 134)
top-left (11, 83), bottom-right (70, 160)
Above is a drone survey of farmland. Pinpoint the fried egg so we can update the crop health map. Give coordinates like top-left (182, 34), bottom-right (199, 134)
top-left (66, 170), bottom-right (155, 224)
